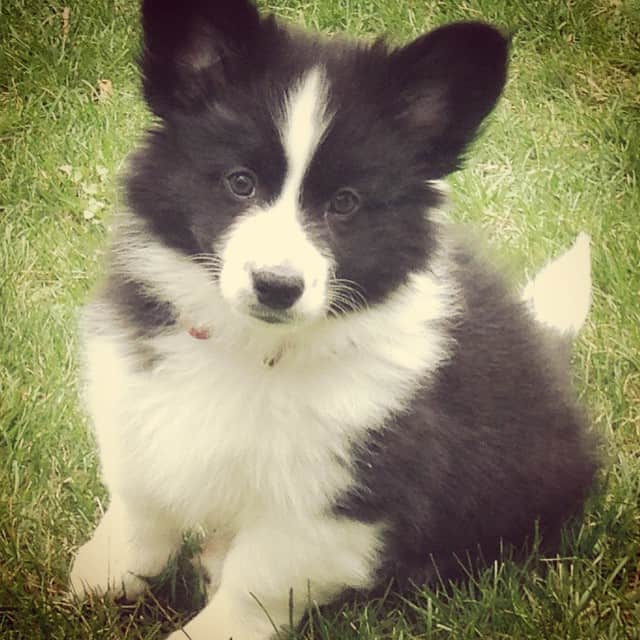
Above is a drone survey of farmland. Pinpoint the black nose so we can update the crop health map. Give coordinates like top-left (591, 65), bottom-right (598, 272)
top-left (252, 268), bottom-right (305, 310)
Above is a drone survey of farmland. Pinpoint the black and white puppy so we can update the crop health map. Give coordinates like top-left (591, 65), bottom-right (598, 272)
top-left (70, 1), bottom-right (598, 638)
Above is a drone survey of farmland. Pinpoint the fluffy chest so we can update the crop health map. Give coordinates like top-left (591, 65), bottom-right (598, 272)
top-left (85, 268), bottom-right (453, 527)
top-left (87, 328), bottom-right (422, 528)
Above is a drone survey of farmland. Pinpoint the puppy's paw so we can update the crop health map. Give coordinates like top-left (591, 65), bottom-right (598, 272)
top-left (70, 534), bottom-right (148, 601)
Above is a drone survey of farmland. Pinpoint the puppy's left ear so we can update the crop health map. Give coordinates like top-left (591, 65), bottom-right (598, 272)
top-left (140, 0), bottom-right (268, 118)
top-left (388, 22), bottom-right (509, 178)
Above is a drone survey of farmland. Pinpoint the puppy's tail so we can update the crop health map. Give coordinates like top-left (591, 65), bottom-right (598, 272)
top-left (522, 232), bottom-right (592, 337)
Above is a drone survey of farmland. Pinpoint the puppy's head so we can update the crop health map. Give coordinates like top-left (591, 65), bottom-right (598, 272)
top-left (128, 0), bottom-right (508, 328)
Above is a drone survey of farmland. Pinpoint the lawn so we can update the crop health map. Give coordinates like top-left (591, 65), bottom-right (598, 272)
top-left (1, 0), bottom-right (639, 638)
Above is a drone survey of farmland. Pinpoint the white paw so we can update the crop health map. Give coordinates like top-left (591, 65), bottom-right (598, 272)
top-left (69, 499), bottom-right (179, 601)
top-left (163, 587), bottom-right (279, 640)
top-left (70, 534), bottom-right (149, 601)
top-left (197, 533), bottom-right (234, 602)
top-left (164, 621), bottom-right (272, 640)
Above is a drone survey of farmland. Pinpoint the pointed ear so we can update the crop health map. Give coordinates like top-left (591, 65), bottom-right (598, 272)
top-left (388, 22), bottom-right (509, 178)
top-left (140, 0), bottom-right (264, 118)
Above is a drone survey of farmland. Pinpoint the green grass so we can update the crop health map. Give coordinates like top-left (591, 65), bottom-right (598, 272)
top-left (1, 0), bottom-right (639, 638)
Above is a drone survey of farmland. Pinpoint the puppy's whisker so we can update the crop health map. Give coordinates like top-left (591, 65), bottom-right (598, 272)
top-left (328, 278), bottom-right (369, 315)
top-left (331, 278), bottom-right (368, 306)
top-left (190, 253), bottom-right (223, 278)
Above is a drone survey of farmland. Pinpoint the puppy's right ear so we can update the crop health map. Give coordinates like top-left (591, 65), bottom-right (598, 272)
top-left (387, 22), bottom-right (509, 178)
top-left (141, 0), bottom-right (265, 118)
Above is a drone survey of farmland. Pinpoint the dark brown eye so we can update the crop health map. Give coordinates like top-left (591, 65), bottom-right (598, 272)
top-left (225, 169), bottom-right (256, 199)
top-left (328, 188), bottom-right (360, 218)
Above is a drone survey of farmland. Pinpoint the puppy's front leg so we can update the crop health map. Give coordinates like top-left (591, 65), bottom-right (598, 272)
top-left (167, 516), bottom-right (382, 640)
top-left (70, 494), bottom-right (181, 601)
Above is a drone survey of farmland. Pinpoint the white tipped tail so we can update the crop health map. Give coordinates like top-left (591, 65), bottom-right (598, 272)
top-left (522, 233), bottom-right (592, 336)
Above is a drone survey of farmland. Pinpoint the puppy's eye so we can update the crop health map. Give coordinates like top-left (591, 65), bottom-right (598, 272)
top-left (225, 169), bottom-right (256, 199)
top-left (328, 188), bottom-right (360, 218)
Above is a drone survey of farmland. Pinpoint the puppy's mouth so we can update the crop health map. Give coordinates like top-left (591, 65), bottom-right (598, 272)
top-left (248, 305), bottom-right (294, 325)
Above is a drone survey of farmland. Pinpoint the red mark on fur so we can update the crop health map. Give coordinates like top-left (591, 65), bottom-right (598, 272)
top-left (188, 327), bottom-right (210, 340)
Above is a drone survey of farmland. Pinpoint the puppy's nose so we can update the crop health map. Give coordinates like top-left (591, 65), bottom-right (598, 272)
top-left (252, 267), bottom-right (305, 310)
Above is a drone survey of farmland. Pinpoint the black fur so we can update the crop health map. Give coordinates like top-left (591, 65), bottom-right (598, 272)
top-left (335, 245), bottom-right (598, 587)
top-left (104, 275), bottom-right (177, 337)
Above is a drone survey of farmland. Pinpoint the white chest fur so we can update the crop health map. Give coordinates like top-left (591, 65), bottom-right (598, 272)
top-left (83, 268), bottom-right (454, 533)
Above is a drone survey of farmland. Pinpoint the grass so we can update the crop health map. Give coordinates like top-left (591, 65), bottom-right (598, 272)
top-left (1, 0), bottom-right (639, 638)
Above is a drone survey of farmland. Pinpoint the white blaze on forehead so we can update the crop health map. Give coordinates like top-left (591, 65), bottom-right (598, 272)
top-left (220, 67), bottom-right (332, 320)
top-left (217, 67), bottom-right (334, 323)
top-left (278, 67), bottom-right (331, 206)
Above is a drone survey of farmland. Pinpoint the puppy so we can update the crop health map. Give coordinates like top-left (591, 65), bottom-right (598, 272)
top-left (70, 1), bottom-right (598, 638)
